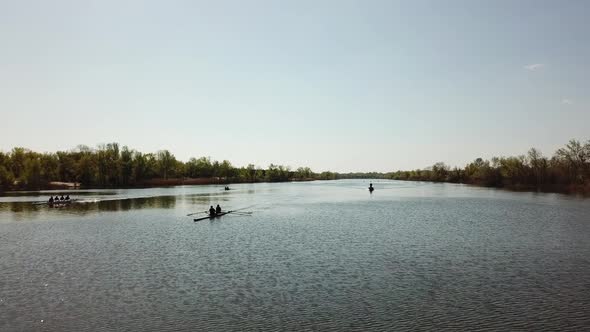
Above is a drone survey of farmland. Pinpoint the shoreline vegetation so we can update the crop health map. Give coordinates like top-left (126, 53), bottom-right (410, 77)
top-left (0, 143), bottom-right (322, 192)
top-left (386, 139), bottom-right (590, 196)
top-left (0, 139), bottom-right (589, 195)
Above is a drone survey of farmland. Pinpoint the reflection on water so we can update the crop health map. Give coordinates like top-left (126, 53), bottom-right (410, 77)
top-left (0, 190), bottom-right (118, 196)
top-left (89, 195), bottom-right (177, 212)
top-left (0, 190), bottom-right (120, 205)
top-left (0, 191), bottom-right (244, 222)
top-left (0, 196), bottom-right (173, 214)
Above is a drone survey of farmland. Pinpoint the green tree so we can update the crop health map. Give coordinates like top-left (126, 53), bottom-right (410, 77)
top-left (555, 139), bottom-right (589, 183)
top-left (77, 152), bottom-right (97, 185)
top-left (23, 156), bottom-right (42, 188)
top-left (218, 160), bottom-right (236, 179)
top-left (157, 150), bottom-right (176, 179)
top-left (187, 157), bottom-right (213, 178)
top-left (527, 148), bottom-right (547, 189)
top-left (295, 167), bottom-right (314, 179)
top-left (246, 164), bottom-right (257, 181)
top-left (96, 143), bottom-right (120, 186)
top-left (57, 151), bottom-right (76, 182)
top-left (120, 146), bottom-right (134, 185)
top-left (10, 147), bottom-right (26, 181)
top-left (430, 162), bottom-right (449, 182)
top-left (0, 152), bottom-right (14, 189)
top-left (40, 153), bottom-right (59, 184)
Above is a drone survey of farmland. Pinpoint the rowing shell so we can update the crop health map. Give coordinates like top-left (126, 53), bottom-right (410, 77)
top-left (194, 211), bottom-right (231, 222)
top-left (32, 199), bottom-right (78, 206)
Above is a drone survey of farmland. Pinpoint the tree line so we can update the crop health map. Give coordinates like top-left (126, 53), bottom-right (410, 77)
top-left (386, 139), bottom-right (590, 194)
top-left (0, 143), bottom-right (318, 190)
top-left (2, 139), bottom-right (588, 194)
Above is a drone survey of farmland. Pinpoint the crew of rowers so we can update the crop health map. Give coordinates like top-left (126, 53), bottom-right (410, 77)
top-left (48, 195), bottom-right (71, 203)
top-left (209, 204), bottom-right (222, 216)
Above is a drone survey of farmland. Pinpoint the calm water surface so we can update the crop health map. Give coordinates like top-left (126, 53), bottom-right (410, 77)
top-left (1, 180), bottom-right (590, 331)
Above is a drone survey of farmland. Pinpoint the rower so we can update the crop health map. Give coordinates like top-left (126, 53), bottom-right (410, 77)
top-left (369, 183), bottom-right (374, 192)
top-left (209, 206), bottom-right (216, 216)
top-left (49, 196), bottom-right (54, 203)
top-left (65, 195), bottom-right (70, 200)
top-left (216, 204), bottom-right (222, 214)
top-left (60, 195), bottom-right (65, 200)
top-left (54, 195), bottom-right (60, 201)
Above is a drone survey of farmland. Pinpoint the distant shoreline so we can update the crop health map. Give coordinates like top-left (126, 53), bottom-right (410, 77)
top-left (391, 179), bottom-right (590, 196)
top-left (1, 139), bottom-right (588, 196)
top-left (0, 177), bottom-right (318, 193)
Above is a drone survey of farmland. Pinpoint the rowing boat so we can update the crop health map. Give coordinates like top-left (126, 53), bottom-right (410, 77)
top-left (194, 211), bottom-right (231, 222)
top-left (32, 199), bottom-right (78, 206)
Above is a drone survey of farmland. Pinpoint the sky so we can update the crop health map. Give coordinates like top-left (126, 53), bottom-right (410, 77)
top-left (0, 0), bottom-right (588, 172)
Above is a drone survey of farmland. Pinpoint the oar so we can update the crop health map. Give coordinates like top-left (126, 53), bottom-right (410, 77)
top-left (187, 210), bottom-right (207, 216)
top-left (229, 211), bottom-right (252, 216)
top-left (188, 204), bottom-right (255, 217)
top-left (228, 213), bottom-right (251, 217)
top-left (232, 204), bottom-right (257, 212)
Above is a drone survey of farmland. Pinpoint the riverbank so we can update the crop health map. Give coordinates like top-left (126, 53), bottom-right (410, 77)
top-left (384, 178), bottom-right (590, 196)
top-left (136, 177), bottom-right (316, 187)
top-left (501, 183), bottom-right (590, 195)
top-left (2, 177), bottom-right (589, 196)
top-left (0, 177), bottom-right (317, 193)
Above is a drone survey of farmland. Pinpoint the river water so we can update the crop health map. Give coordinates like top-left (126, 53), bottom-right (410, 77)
top-left (1, 180), bottom-right (590, 331)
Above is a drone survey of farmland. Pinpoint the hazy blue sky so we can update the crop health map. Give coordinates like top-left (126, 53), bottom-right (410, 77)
top-left (0, 0), bottom-right (588, 172)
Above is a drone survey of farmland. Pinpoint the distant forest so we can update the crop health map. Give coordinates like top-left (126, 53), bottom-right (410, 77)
top-left (0, 143), bottom-right (327, 190)
top-left (1, 139), bottom-right (589, 194)
top-left (329, 139), bottom-right (590, 195)
top-left (386, 139), bottom-right (590, 194)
